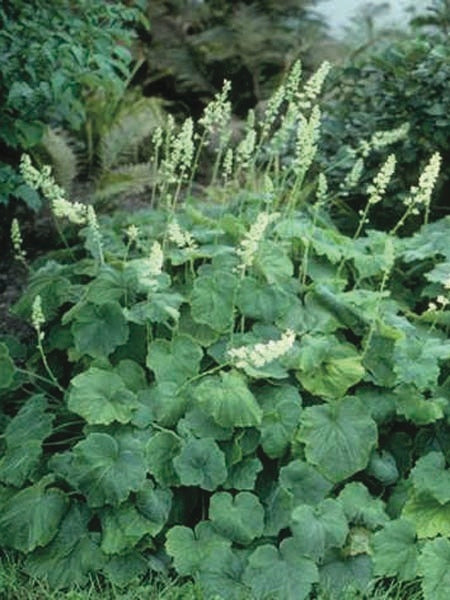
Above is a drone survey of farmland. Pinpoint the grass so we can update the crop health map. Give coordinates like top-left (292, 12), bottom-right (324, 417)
top-left (1, 553), bottom-right (424, 600)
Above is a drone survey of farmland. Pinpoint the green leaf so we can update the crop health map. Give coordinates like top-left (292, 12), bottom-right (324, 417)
top-left (367, 450), bottom-right (399, 485)
top-left (146, 335), bottom-right (202, 387)
top-left (290, 499), bottom-right (349, 561)
top-left (137, 383), bottom-right (187, 427)
top-left (393, 335), bottom-right (450, 391)
top-left (136, 480), bottom-right (172, 535)
top-left (196, 371), bottom-right (262, 428)
top-left (0, 343), bottom-right (15, 388)
top-left (145, 431), bottom-right (181, 487)
top-left (103, 551), bottom-right (148, 587)
top-left (100, 503), bottom-right (156, 554)
top-left (166, 522), bottom-right (231, 576)
top-left (113, 359), bottom-right (147, 393)
top-left (410, 452), bottom-right (450, 504)
top-left (338, 482), bottom-right (389, 529)
top-left (294, 335), bottom-right (365, 399)
top-left (297, 397), bottom-right (377, 483)
top-left (71, 301), bottom-right (129, 358)
top-left (279, 460), bottom-right (333, 505)
top-left (0, 478), bottom-right (68, 552)
top-left (0, 395), bottom-right (54, 486)
top-left (243, 539), bottom-right (319, 600)
top-left (197, 547), bottom-right (248, 600)
top-left (257, 384), bottom-right (302, 458)
top-left (394, 385), bottom-right (444, 424)
top-left (86, 266), bottom-right (127, 304)
top-left (263, 484), bottom-right (294, 537)
top-left (372, 519), bottom-right (418, 581)
top-left (224, 457), bottom-right (263, 490)
top-left (320, 551), bottom-right (372, 595)
top-left (50, 431), bottom-right (147, 507)
top-left (173, 438), bottom-right (227, 491)
top-left (191, 271), bottom-right (238, 332)
top-left (68, 367), bottom-right (139, 425)
top-left (124, 293), bottom-right (185, 325)
top-left (177, 407), bottom-right (233, 441)
top-left (402, 492), bottom-right (450, 538)
top-left (178, 307), bottom-right (220, 346)
top-left (25, 503), bottom-right (106, 589)
top-left (419, 537), bottom-right (450, 600)
top-left (209, 492), bottom-right (264, 545)
top-left (236, 277), bottom-right (293, 322)
top-left (255, 240), bottom-right (294, 283)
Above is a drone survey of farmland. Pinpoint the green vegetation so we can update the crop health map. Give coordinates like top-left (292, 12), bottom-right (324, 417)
top-left (1, 1), bottom-right (449, 599)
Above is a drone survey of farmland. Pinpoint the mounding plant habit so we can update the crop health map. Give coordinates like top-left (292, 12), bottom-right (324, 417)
top-left (1, 61), bottom-right (450, 599)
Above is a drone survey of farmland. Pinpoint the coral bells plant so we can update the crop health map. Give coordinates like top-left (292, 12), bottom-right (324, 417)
top-left (1, 63), bottom-right (450, 599)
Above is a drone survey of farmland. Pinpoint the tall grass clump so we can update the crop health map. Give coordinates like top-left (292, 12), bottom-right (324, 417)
top-left (1, 61), bottom-right (449, 600)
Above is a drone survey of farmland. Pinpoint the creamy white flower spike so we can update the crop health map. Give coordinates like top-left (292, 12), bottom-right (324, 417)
top-left (31, 295), bottom-right (45, 340)
top-left (148, 241), bottom-right (164, 277)
top-left (167, 220), bottom-right (197, 249)
top-left (403, 152), bottom-right (442, 213)
top-left (228, 330), bottom-right (296, 369)
top-left (11, 218), bottom-right (26, 263)
top-left (369, 123), bottom-right (410, 151)
top-left (367, 154), bottom-right (396, 205)
top-left (297, 61), bottom-right (331, 109)
top-left (236, 212), bottom-right (279, 273)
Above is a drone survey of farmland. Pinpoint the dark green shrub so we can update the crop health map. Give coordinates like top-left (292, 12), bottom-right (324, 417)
top-left (320, 33), bottom-right (450, 232)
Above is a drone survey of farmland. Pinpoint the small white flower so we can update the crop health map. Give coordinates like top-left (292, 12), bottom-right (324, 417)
top-left (403, 152), bottom-right (441, 211)
top-left (167, 220), bottom-right (197, 249)
top-left (228, 330), bottom-right (296, 369)
top-left (367, 154), bottom-right (396, 205)
top-left (148, 241), bottom-right (164, 277)
top-left (32, 295), bottom-right (45, 336)
top-left (236, 212), bottom-right (279, 273)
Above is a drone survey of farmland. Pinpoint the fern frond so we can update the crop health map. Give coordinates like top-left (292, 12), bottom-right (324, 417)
top-left (40, 127), bottom-right (78, 192)
top-left (99, 94), bottom-right (166, 171)
top-left (94, 163), bottom-right (157, 203)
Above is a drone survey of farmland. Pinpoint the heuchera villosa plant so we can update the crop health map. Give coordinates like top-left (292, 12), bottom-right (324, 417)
top-left (0, 62), bottom-right (449, 598)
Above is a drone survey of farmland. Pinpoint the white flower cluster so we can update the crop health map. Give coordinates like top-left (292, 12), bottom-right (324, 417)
top-left (126, 224), bottom-right (139, 244)
top-left (228, 330), bottom-right (296, 369)
top-left (148, 241), bottom-right (164, 277)
top-left (236, 127), bottom-right (256, 170)
top-left (222, 148), bottom-right (234, 181)
top-left (403, 152), bottom-right (442, 214)
top-left (367, 154), bottom-right (396, 205)
top-left (20, 154), bottom-right (87, 224)
top-left (316, 173), bottom-right (328, 206)
top-left (369, 123), bottom-right (410, 152)
top-left (297, 61), bottom-right (331, 109)
top-left (161, 118), bottom-right (195, 183)
top-left (285, 60), bottom-right (302, 101)
top-left (199, 80), bottom-right (232, 135)
top-left (294, 106), bottom-right (321, 177)
top-left (428, 295), bottom-right (449, 312)
top-left (236, 212), bottom-right (279, 273)
top-left (10, 218), bottom-right (26, 263)
top-left (31, 295), bottom-right (45, 340)
top-left (341, 158), bottom-right (364, 193)
top-left (167, 220), bottom-right (198, 249)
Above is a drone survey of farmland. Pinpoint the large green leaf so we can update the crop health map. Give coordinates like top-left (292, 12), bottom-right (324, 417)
top-left (191, 270), bottom-right (238, 332)
top-left (136, 480), bottom-right (172, 535)
top-left (209, 492), bottom-right (264, 545)
top-left (297, 397), bottom-right (377, 483)
top-left (102, 551), bottom-right (148, 587)
top-left (0, 342), bottom-right (15, 389)
top-left (394, 384), bottom-right (444, 425)
top-left (410, 452), bottom-right (450, 504)
top-left (136, 382), bottom-right (188, 428)
top-left (263, 484), bottom-right (294, 536)
top-left (236, 277), bottom-right (293, 322)
top-left (294, 335), bottom-right (365, 399)
top-left (257, 384), bottom-right (302, 458)
top-left (224, 457), bottom-right (263, 490)
top-left (372, 519), bottom-right (418, 581)
top-left (402, 492), bottom-right (450, 538)
top-left (195, 371), bottom-right (262, 428)
top-left (173, 438), bottom-right (227, 491)
top-left (0, 395), bottom-right (53, 486)
top-left (0, 477), bottom-right (68, 552)
top-left (290, 499), bottom-right (348, 561)
top-left (243, 539), bottom-right (318, 600)
top-left (393, 335), bottom-right (450, 391)
top-left (279, 460), bottom-right (333, 505)
top-left (177, 407), bottom-right (233, 441)
top-left (419, 537), bottom-right (450, 600)
top-left (145, 431), bottom-right (181, 487)
top-left (338, 482), bottom-right (389, 529)
top-left (319, 551), bottom-right (372, 595)
top-left (166, 522), bottom-right (231, 576)
top-left (71, 301), bottom-right (129, 358)
top-left (254, 240), bottom-right (294, 284)
top-left (146, 335), bottom-right (202, 387)
top-left (68, 367), bottom-right (139, 425)
top-left (25, 502), bottom-right (106, 588)
top-left (50, 431), bottom-right (147, 507)
top-left (100, 495), bottom-right (168, 555)
top-left (197, 547), bottom-right (249, 600)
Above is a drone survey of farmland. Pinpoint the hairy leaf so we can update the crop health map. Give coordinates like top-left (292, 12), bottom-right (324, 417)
top-left (372, 519), bottom-right (418, 581)
top-left (173, 438), bottom-right (227, 491)
top-left (71, 301), bottom-right (129, 358)
top-left (209, 492), bottom-right (264, 545)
